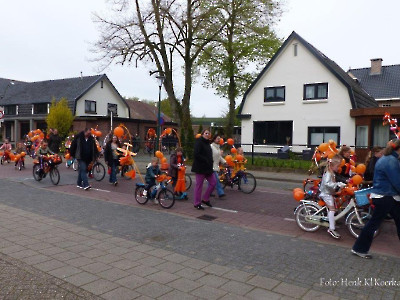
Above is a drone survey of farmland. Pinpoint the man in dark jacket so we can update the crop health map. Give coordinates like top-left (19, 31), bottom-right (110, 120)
top-left (191, 129), bottom-right (216, 210)
top-left (70, 128), bottom-right (99, 190)
top-left (48, 129), bottom-right (62, 154)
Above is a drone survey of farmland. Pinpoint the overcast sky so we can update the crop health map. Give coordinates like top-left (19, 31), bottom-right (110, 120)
top-left (0, 0), bottom-right (399, 117)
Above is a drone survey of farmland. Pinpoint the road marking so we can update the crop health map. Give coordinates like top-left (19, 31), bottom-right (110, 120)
top-left (91, 188), bottom-right (111, 193)
top-left (212, 207), bottom-right (238, 213)
top-left (258, 190), bottom-right (291, 195)
top-left (284, 218), bottom-right (295, 222)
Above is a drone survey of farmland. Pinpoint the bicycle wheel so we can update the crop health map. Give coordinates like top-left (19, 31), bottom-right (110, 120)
top-left (121, 165), bottom-right (134, 180)
top-left (50, 167), bottom-right (60, 185)
top-left (92, 162), bottom-right (105, 181)
top-left (185, 174), bottom-right (192, 191)
top-left (33, 164), bottom-right (42, 181)
top-left (158, 189), bottom-right (175, 209)
top-left (346, 210), bottom-right (379, 239)
top-left (73, 159), bottom-right (79, 171)
top-left (238, 172), bottom-right (256, 194)
top-left (294, 204), bottom-right (321, 232)
top-left (135, 186), bottom-right (149, 205)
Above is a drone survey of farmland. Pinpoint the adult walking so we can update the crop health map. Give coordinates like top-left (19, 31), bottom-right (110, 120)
top-left (48, 129), bottom-right (62, 154)
top-left (351, 139), bottom-right (400, 259)
top-left (104, 135), bottom-right (121, 186)
top-left (211, 135), bottom-right (226, 198)
top-left (70, 128), bottom-right (99, 190)
top-left (192, 129), bottom-right (216, 210)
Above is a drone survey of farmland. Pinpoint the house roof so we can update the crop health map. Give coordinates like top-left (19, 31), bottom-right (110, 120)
top-left (0, 74), bottom-right (130, 117)
top-left (238, 31), bottom-right (377, 116)
top-left (125, 99), bottom-right (173, 123)
top-left (348, 64), bottom-right (400, 100)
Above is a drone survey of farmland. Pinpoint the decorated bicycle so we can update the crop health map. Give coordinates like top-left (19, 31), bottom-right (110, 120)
top-left (293, 139), bottom-right (378, 238)
top-left (218, 138), bottom-right (257, 194)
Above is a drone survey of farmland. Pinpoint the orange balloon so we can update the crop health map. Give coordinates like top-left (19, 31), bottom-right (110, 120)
top-left (236, 154), bottom-right (243, 162)
top-left (95, 130), bottom-right (102, 137)
top-left (161, 157), bottom-right (167, 163)
top-left (114, 126), bottom-right (124, 138)
top-left (340, 159), bottom-right (345, 167)
top-left (161, 163), bottom-right (169, 169)
top-left (155, 151), bottom-right (164, 159)
top-left (219, 138), bottom-right (224, 145)
top-left (65, 153), bottom-right (71, 159)
top-left (318, 143), bottom-right (329, 152)
top-left (315, 152), bottom-right (321, 161)
top-left (28, 131), bottom-right (33, 137)
top-left (9, 153), bottom-right (15, 161)
top-left (195, 134), bottom-right (201, 139)
top-left (227, 138), bottom-right (234, 146)
top-left (231, 148), bottom-right (237, 154)
top-left (352, 174), bottom-right (363, 185)
top-left (20, 152), bottom-right (26, 157)
top-left (355, 163), bottom-right (366, 174)
top-left (225, 155), bottom-right (232, 162)
top-left (14, 154), bottom-right (21, 161)
top-left (327, 152), bottom-right (335, 159)
top-left (165, 128), bottom-right (172, 135)
top-left (294, 191), bottom-right (305, 201)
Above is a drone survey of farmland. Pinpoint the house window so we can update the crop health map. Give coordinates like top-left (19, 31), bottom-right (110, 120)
top-left (304, 83), bottom-right (328, 100)
top-left (382, 104), bottom-right (391, 107)
top-left (101, 81), bottom-right (104, 88)
top-left (107, 103), bottom-right (118, 116)
top-left (253, 121), bottom-right (293, 145)
top-left (372, 119), bottom-right (393, 147)
top-left (308, 127), bottom-right (340, 147)
top-left (85, 100), bottom-right (97, 114)
top-left (264, 86), bottom-right (285, 102)
top-left (356, 126), bottom-right (368, 147)
top-left (293, 43), bottom-right (298, 56)
top-left (4, 105), bottom-right (16, 115)
top-left (33, 103), bottom-right (49, 114)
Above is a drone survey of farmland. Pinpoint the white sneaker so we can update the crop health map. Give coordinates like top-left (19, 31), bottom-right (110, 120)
top-left (351, 249), bottom-right (372, 259)
top-left (327, 229), bottom-right (341, 239)
top-left (153, 199), bottom-right (159, 204)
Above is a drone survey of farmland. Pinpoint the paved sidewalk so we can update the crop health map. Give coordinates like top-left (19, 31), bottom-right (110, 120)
top-left (0, 203), bottom-right (341, 300)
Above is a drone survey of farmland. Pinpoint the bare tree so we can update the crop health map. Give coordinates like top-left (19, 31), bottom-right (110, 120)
top-left (92, 0), bottom-right (226, 156)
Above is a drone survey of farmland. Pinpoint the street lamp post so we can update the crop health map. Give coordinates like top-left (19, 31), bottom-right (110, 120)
top-left (155, 75), bottom-right (165, 153)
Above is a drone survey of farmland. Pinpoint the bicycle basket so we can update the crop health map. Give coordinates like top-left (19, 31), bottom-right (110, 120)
top-left (354, 188), bottom-right (373, 206)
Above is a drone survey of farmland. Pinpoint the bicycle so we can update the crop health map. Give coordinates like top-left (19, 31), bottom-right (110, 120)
top-left (135, 175), bottom-right (175, 209)
top-left (66, 157), bottom-right (79, 171)
top-left (14, 153), bottom-right (25, 171)
top-left (294, 187), bottom-right (379, 238)
top-left (0, 150), bottom-right (11, 165)
top-left (33, 154), bottom-right (61, 185)
top-left (88, 161), bottom-right (106, 181)
top-left (219, 167), bottom-right (256, 194)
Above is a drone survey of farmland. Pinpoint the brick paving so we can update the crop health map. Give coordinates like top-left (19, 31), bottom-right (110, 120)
top-left (0, 204), bottom-right (348, 299)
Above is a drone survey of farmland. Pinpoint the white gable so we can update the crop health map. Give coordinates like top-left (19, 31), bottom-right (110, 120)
top-left (241, 36), bottom-right (355, 152)
top-left (75, 79), bottom-right (129, 118)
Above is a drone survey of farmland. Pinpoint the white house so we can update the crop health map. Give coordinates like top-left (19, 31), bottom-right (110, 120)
top-left (238, 31), bottom-right (377, 154)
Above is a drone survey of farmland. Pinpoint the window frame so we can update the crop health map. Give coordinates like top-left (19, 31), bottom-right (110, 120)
top-left (253, 121), bottom-right (293, 145)
top-left (33, 103), bottom-right (49, 115)
top-left (85, 100), bottom-right (97, 114)
top-left (264, 86), bottom-right (286, 102)
top-left (307, 126), bottom-right (340, 148)
top-left (4, 105), bottom-right (17, 115)
top-left (303, 83), bottom-right (328, 100)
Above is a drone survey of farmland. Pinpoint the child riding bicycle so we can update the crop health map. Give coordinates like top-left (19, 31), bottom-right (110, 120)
top-left (320, 154), bottom-right (347, 239)
top-left (36, 141), bottom-right (54, 174)
top-left (145, 157), bottom-right (161, 202)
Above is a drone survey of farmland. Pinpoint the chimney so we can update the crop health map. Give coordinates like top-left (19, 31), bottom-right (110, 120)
top-left (370, 58), bottom-right (383, 75)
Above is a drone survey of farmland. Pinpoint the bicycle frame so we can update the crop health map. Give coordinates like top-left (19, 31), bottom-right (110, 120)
top-left (296, 198), bottom-right (365, 227)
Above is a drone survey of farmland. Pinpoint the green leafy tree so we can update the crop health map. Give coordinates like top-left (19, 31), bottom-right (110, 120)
top-left (198, 0), bottom-right (282, 137)
top-left (46, 98), bottom-right (74, 138)
top-left (92, 0), bottom-right (226, 157)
